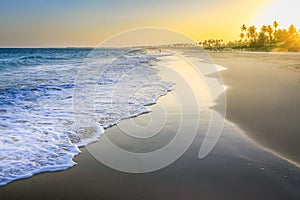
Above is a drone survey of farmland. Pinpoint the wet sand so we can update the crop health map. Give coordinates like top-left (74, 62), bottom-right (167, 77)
top-left (210, 51), bottom-right (300, 165)
top-left (1, 49), bottom-right (300, 200)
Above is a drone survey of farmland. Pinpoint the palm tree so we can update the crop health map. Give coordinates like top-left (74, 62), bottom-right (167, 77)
top-left (240, 33), bottom-right (245, 41)
top-left (257, 32), bottom-right (267, 46)
top-left (247, 26), bottom-right (257, 45)
top-left (241, 24), bottom-right (247, 32)
top-left (260, 25), bottom-right (268, 45)
top-left (261, 25), bottom-right (268, 34)
top-left (288, 24), bottom-right (297, 38)
top-left (267, 25), bottom-right (273, 44)
top-left (273, 21), bottom-right (279, 30)
top-left (273, 21), bottom-right (279, 44)
top-left (241, 24), bottom-right (247, 42)
top-left (273, 21), bottom-right (279, 33)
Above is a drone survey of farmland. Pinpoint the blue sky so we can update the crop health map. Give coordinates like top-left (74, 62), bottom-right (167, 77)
top-left (1, 0), bottom-right (297, 47)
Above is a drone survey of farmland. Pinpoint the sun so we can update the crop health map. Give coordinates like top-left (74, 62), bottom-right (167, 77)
top-left (253, 0), bottom-right (300, 28)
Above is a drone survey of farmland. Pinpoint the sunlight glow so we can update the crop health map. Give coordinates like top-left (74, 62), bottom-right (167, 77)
top-left (254, 0), bottom-right (300, 28)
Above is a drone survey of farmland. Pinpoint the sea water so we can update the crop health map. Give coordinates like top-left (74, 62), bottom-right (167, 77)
top-left (0, 48), bottom-right (173, 186)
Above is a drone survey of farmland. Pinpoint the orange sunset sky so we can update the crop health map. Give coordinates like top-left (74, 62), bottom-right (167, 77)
top-left (0, 0), bottom-right (299, 47)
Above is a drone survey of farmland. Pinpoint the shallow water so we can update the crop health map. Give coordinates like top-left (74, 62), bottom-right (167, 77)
top-left (0, 48), bottom-right (173, 186)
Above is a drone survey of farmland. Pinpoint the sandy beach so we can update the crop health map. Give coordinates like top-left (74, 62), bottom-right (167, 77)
top-left (0, 49), bottom-right (300, 200)
top-left (1, 0), bottom-right (300, 198)
top-left (210, 51), bottom-right (300, 165)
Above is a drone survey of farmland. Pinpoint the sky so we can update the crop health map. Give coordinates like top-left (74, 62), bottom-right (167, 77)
top-left (0, 0), bottom-right (299, 47)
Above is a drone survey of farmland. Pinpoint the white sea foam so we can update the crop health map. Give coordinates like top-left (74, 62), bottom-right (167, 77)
top-left (0, 48), bottom-right (174, 186)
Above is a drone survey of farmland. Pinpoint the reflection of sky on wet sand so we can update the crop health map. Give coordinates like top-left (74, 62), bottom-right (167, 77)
top-left (88, 48), bottom-right (300, 198)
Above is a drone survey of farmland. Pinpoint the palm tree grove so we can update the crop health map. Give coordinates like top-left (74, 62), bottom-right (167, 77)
top-left (201, 21), bottom-right (300, 52)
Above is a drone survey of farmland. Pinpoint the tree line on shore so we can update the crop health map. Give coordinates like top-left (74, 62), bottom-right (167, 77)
top-left (200, 21), bottom-right (300, 52)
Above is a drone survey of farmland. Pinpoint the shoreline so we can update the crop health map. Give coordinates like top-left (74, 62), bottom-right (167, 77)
top-left (209, 51), bottom-right (300, 165)
top-left (1, 49), bottom-right (300, 199)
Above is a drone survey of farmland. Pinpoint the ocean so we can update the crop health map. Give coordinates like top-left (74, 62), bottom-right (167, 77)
top-left (0, 48), bottom-right (173, 186)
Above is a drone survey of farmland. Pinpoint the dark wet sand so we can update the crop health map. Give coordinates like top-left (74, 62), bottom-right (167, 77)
top-left (210, 51), bottom-right (300, 165)
top-left (1, 111), bottom-right (300, 200)
top-left (1, 50), bottom-right (300, 200)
